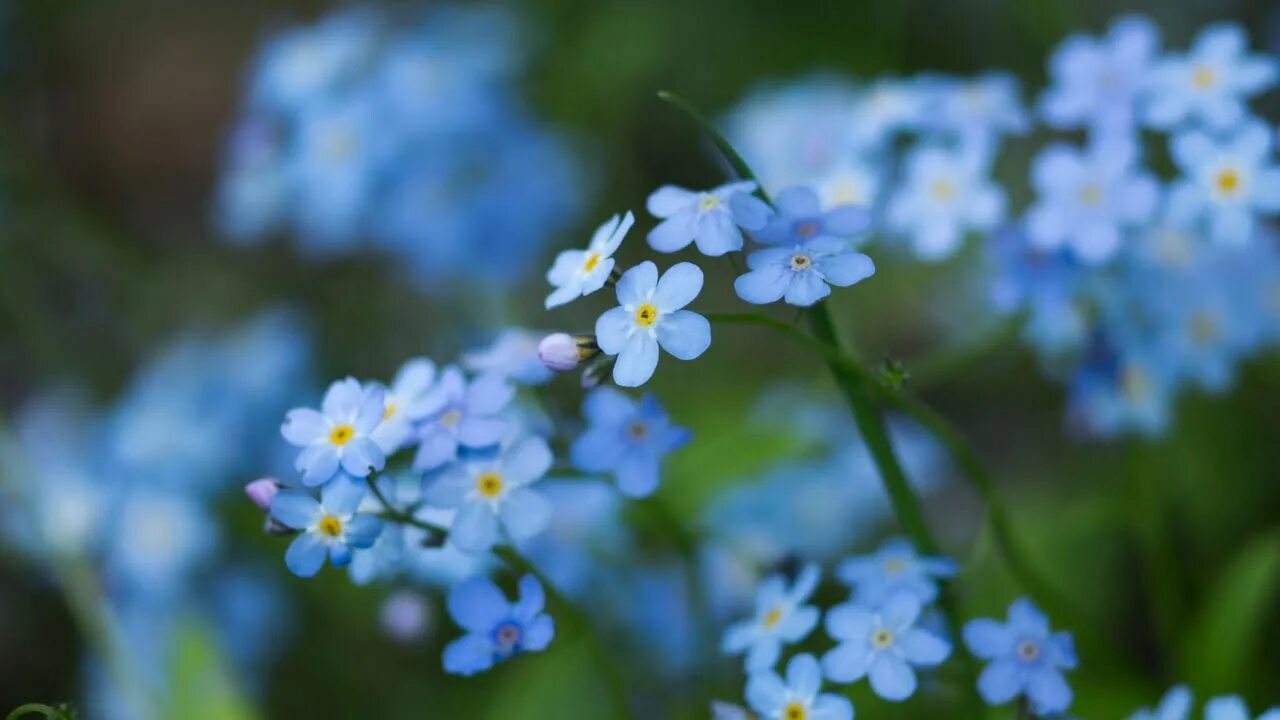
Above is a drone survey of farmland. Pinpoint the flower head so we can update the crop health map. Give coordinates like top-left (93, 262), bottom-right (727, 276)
top-left (646, 181), bottom-right (770, 257)
top-left (963, 597), bottom-right (1077, 716)
top-left (836, 538), bottom-right (958, 607)
top-left (443, 574), bottom-right (554, 675)
top-left (887, 145), bottom-right (1006, 260)
top-left (570, 388), bottom-right (691, 498)
top-left (281, 377), bottom-right (387, 485)
top-left (546, 211), bottom-right (634, 309)
top-left (822, 592), bottom-right (952, 701)
top-left (741, 186), bottom-right (870, 246)
top-left (1146, 23), bottom-right (1278, 130)
top-left (1169, 120), bottom-right (1280, 245)
top-left (413, 367), bottom-right (513, 471)
top-left (1127, 685), bottom-right (1192, 720)
top-left (735, 239), bottom-right (875, 307)
top-left (1204, 696), bottom-right (1280, 720)
top-left (1039, 15), bottom-right (1160, 136)
top-left (722, 564), bottom-right (821, 672)
top-left (745, 653), bottom-right (853, 720)
top-left (595, 261), bottom-right (711, 387)
top-left (269, 475), bottom-right (384, 577)
top-left (370, 358), bottom-right (440, 454)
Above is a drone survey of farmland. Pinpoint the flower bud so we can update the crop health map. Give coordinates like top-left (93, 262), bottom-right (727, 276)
top-left (538, 333), bottom-right (598, 372)
top-left (244, 477), bottom-right (280, 512)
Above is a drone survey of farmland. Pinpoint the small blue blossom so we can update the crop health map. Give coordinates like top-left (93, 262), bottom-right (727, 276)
top-left (836, 538), bottom-right (958, 607)
top-left (249, 8), bottom-right (377, 115)
top-left (722, 564), bottom-right (821, 672)
top-left (570, 388), bottom-right (691, 498)
top-left (270, 475), bottom-right (384, 577)
top-left (1039, 15), bottom-right (1160, 136)
top-left (413, 367), bottom-right (513, 471)
top-left (822, 592), bottom-right (952, 701)
top-left (370, 358), bottom-right (439, 455)
top-left (812, 160), bottom-right (883, 213)
top-left (462, 328), bottom-right (554, 386)
top-left (745, 653), bottom-right (853, 720)
top-left (289, 94), bottom-right (382, 253)
top-left (424, 436), bottom-right (554, 554)
top-left (740, 186), bottom-right (870, 246)
top-left (1146, 23), bottom-right (1278, 130)
top-left (443, 574), bottom-right (554, 676)
top-left (646, 181), bottom-right (770, 256)
top-left (1025, 138), bottom-right (1159, 264)
top-left (963, 597), bottom-right (1077, 716)
top-left (987, 227), bottom-right (1088, 354)
top-left (735, 239), bottom-right (875, 307)
top-left (595, 261), bottom-right (711, 388)
top-left (1067, 335), bottom-right (1176, 438)
top-left (1204, 696), bottom-right (1280, 720)
top-left (1169, 121), bottom-right (1280, 245)
top-left (281, 377), bottom-right (387, 485)
top-left (545, 211), bottom-right (634, 309)
top-left (1127, 685), bottom-right (1192, 720)
top-left (887, 145), bottom-right (1007, 260)
top-left (924, 72), bottom-right (1029, 152)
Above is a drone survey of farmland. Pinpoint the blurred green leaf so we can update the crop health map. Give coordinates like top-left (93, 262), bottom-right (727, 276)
top-left (167, 622), bottom-right (257, 720)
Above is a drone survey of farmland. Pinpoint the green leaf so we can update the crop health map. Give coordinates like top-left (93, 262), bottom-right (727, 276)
top-left (167, 622), bottom-right (258, 720)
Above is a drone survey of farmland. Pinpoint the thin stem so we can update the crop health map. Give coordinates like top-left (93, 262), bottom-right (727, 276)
top-left (363, 476), bottom-right (446, 541)
top-left (657, 91), bottom-right (772, 205)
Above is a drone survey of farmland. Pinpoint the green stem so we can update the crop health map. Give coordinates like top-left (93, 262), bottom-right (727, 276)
top-left (363, 476), bottom-right (446, 541)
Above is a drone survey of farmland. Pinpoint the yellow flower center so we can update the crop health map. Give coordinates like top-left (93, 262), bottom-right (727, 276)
top-left (476, 472), bottom-right (504, 498)
top-left (1215, 168), bottom-right (1241, 195)
top-left (790, 254), bottom-right (813, 271)
top-left (383, 402), bottom-right (398, 421)
top-left (763, 606), bottom-right (783, 628)
top-left (1192, 65), bottom-right (1217, 89)
top-left (635, 303), bottom-right (659, 327)
top-left (872, 628), bottom-right (896, 649)
top-left (784, 702), bottom-right (807, 720)
top-left (929, 179), bottom-right (957, 202)
top-left (1079, 184), bottom-right (1102, 206)
top-left (1016, 640), bottom-right (1041, 662)
top-left (583, 252), bottom-right (602, 272)
top-left (329, 424), bottom-right (355, 446)
top-left (698, 194), bottom-right (721, 211)
top-left (317, 515), bottom-right (343, 537)
top-left (439, 409), bottom-right (463, 428)
top-left (883, 557), bottom-right (907, 575)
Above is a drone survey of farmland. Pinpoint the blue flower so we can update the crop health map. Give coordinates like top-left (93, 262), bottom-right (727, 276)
top-left (412, 367), bottom-right (513, 471)
top-left (924, 72), bottom-right (1029, 152)
top-left (646, 181), bottom-right (770, 256)
top-left (1146, 23), bottom-right (1278, 130)
top-left (289, 94), bottom-right (383, 253)
top-left (1067, 336), bottom-right (1176, 438)
top-left (443, 574), bottom-right (554, 676)
top-left (370, 358), bottom-right (439, 455)
top-left (1025, 138), bottom-right (1158, 264)
top-left (1204, 696), bottom-right (1280, 720)
top-left (462, 328), bottom-right (554, 386)
top-left (1127, 685), bottom-right (1192, 720)
top-left (822, 592), bottom-right (952, 701)
top-left (249, 8), bottom-right (378, 115)
top-left (1039, 15), bottom-right (1159, 136)
top-left (546, 211), bottom-right (634, 309)
top-left (722, 564), bottom-right (821, 672)
top-left (963, 598), bottom-right (1077, 716)
top-left (735, 239), bottom-right (875, 307)
top-left (424, 436), bottom-right (554, 553)
top-left (270, 475), bottom-right (384, 577)
top-left (887, 145), bottom-right (1006, 260)
top-left (745, 653), bottom-right (853, 720)
top-left (987, 226), bottom-right (1088, 354)
top-left (740, 186), bottom-right (870, 246)
top-left (1169, 121), bottom-right (1280, 245)
top-left (281, 377), bottom-right (387, 485)
top-left (595, 261), bottom-right (711, 387)
top-left (570, 388), bottom-right (691, 498)
top-left (836, 538), bottom-right (957, 607)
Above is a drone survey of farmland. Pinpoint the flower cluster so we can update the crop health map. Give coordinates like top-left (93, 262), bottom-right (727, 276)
top-left (215, 6), bottom-right (582, 287)
top-left (1129, 686), bottom-right (1280, 720)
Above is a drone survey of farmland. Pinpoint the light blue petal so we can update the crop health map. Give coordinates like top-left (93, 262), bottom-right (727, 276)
top-left (571, 428), bottom-right (626, 473)
top-left (900, 628), bottom-right (951, 667)
top-left (784, 271), bottom-right (831, 307)
top-left (282, 408), bottom-right (328, 446)
top-left (582, 387), bottom-right (635, 426)
top-left (656, 311), bottom-right (711, 361)
top-left (413, 428), bottom-right (459, 470)
top-left (646, 185), bottom-right (696, 217)
top-left (693, 209), bottom-right (743, 256)
top-left (964, 619), bottom-right (1015, 659)
top-left (284, 532), bottom-right (328, 577)
top-left (466, 373), bottom-right (515, 414)
top-left (816, 251), bottom-right (876, 287)
top-left (614, 450), bottom-right (661, 497)
top-left (448, 575), bottom-right (509, 632)
top-left (613, 332), bottom-right (660, 388)
top-left (321, 377), bottom-right (363, 419)
top-left (1204, 696), bottom-right (1251, 720)
top-left (823, 643), bottom-right (873, 683)
top-left (735, 265), bottom-right (791, 305)
top-left (519, 613), bottom-right (555, 652)
top-left (1007, 597), bottom-right (1050, 635)
top-left (653, 262), bottom-right (704, 312)
top-left (270, 491), bottom-right (321, 530)
top-left (457, 417), bottom-right (507, 448)
top-left (822, 205), bottom-right (871, 236)
top-left (615, 261), bottom-right (658, 307)
top-left (786, 654), bottom-right (823, 701)
top-left (745, 669), bottom-right (788, 714)
top-left (424, 467), bottom-right (473, 508)
top-left (339, 437), bottom-right (385, 477)
top-left (451, 502), bottom-right (501, 554)
top-left (500, 489), bottom-right (553, 542)
top-left (514, 575), bottom-right (546, 619)
top-left (443, 633), bottom-right (495, 676)
top-left (297, 444), bottom-right (340, 485)
top-left (1027, 667), bottom-right (1073, 715)
top-left (730, 193), bottom-right (774, 231)
top-left (870, 654), bottom-right (917, 701)
top-left (808, 694), bottom-right (853, 720)
top-left (825, 603), bottom-right (874, 641)
top-left (353, 385), bottom-right (386, 434)
top-left (503, 436), bottom-right (553, 486)
top-left (745, 636), bottom-right (782, 673)
top-left (329, 542), bottom-right (353, 567)
top-left (595, 306), bottom-right (635, 355)
top-left (321, 473), bottom-right (367, 515)
top-left (778, 605), bottom-right (820, 642)
top-left (977, 659), bottom-right (1023, 705)
top-left (648, 213), bottom-right (696, 253)
top-left (776, 186), bottom-right (821, 217)
top-left (345, 515), bottom-right (383, 548)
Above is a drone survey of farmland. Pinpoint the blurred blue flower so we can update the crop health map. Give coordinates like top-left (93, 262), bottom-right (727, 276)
top-left (987, 227), bottom-right (1088, 355)
top-left (1146, 23), bottom-right (1278, 130)
top-left (546, 211), bottom-right (634, 309)
top-left (1039, 15), bottom-right (1159, 136)
top-left (741, 186), bottom-right (869, 246)
top-left (105, 490), bottom-right (219, 604)
top-left (1204, 696), bottom-right (1280, 720)
top-left (596, 261), bottom-right (711, 388)
top-left (424, 436), bottom-right (554, 553)
top-left (570, 388), bottom-right (691, 498)
top-left (964, 598), bottom-right (1077, 716)
top-left (1127, 685), bottom-right (1192, 720)
top-left (370, 358), bottom-right (440, 455)
top-left (249, 8), bottom-right (377, 115)
top-left (722, 564), bottom-right (821, 672)
top-left (270, 475), bottom-right (383, 577)
top-left (1067, 336), bottom-right (1176, 438)
top-left (413, 367), bottom-right (513, 471)
top-left (735, 238), bottom-right (876, 307)
top-left (281, 377), bottom-right (386, 484)
top-left (443, 574), bottom-right (554, 675)
top-left (646, 181), bottom-right (768, 256)
top-left (289, 93), bottom-right (382, 253)
top-left (746, 653), bottom-right (853, 720)
top-left (520, 479), bottom-right (629, 599)
top-left (1169, 121), bottom-right (1280, 245)
top-left (463, 328), bottom-right (554, 386)
top-left (836, 537), bottom-right (958, 607)
top-left (924, 72), bottom-right (1029, 152)
top-left (887, 145), bottom-right (1006, 260)
top-left (822, 592), bottom-right (952, 701)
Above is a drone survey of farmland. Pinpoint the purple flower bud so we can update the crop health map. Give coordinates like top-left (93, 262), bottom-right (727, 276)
top-left (538, 333), bottom-right (598, 372)
top-left (245, 478), bottom-right (280, 511)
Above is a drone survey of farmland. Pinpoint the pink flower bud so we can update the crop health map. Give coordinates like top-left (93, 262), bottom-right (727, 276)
top-left (244, 478), bottom-right (280, 511)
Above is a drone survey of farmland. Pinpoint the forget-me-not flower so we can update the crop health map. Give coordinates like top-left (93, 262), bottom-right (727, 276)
top-left (822, 592), bottom-right (952, 701)
top-left (735, 238), bottom-right (876, 307)
top-left (443, 574), bottom-right (554, 676)
top-left (740, 186), bottom-right (870, 246)
top-left (927, 72), bottom-right (1029, 151)
top-left (270, 475), bottom-right (384, 577)
top-left (887, 145), bottom-right (1007, 260)
top-left (1127, 685), bottom-right (1192, 720)
top-left (836, 538), bottom-right (958, 607)
top-left (1204, 696), bottom-right (1280, 720)
top-left (722, 564), bottom-right (821, 672)
top-left (1025, 138), bottom-right (1159, 264)
top-left (570, 388), bottom-right (691, 498)
top-left (1039, 15), bottom-right (1160, 136)
top-left (1169, 120), bottom-right (1280, 245)
top-left (425, 435), bottom-right (554, 553)
top-left (370, 357), bottom-right (440, 455)
top-left (282, 377), bottom-right (387, 485)
top-left (746, 653), bottom-right (853, 720)
top-left (646, 181), bottom-right (770, 256)
top-left (595, 261), bottom-right (711, 388)
top-left (413, 367), bottom-right (513, 471)
top-left (545, 211), bottom-right (634, 309)
top-left (1146, 23), bottom-right (1278, 130)
top-left (964, 597), bottom-right (1077, 716)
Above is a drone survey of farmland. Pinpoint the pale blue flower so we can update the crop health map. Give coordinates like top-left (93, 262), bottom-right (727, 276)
top-left (740, 186), bottom-right (870, 246)
top-left (964, 597), bottom-right (1077, 716)
top-left (270, 475), bottom-right (384, 577)
top-left (1128, 685), bottom-right (1192, 720)
top-left (856, 77), bottom-right (928, 146)
top-left (1039, 15), bottom-right (1160, 136)
top-left (595, 261), bottom-right (711, 388)
top-left (1146, 23), bottom-right (1278, 130)
top-left (836, 538), bottom-right (958, 607)
top-left (281, 377), bottom-right (386, 485)
top-left (735, 238), bottom-right (875, 307)
top-left (812, 160), bottom-right (883, 212)
top-left (249, 8), bottom-right (378, 114)
top-left (443, 574), bottom-right (554, 675)
top-left (289, 94), bottom-right (382, 253)
top-left (1169, 121), bottom-right (1280, 245)
top-left (887, 145), bottom-right (1006, 260)
top-left (746, 654), bottom-right (853, 720)
top-left (424, 436), bottom-right (554, 553)
top-left (722, 564), bottom-right (821, 672)
top-left (822, 592), bottom-right (952, 701)
top-left (546, 211), bottom-right (634, 309)
top-left (1068, 337), bottom-right (1176, 438)
top-left (413, 367), bottom-right (513, 471)
top-left (1204, 696), bottom-right (1280, 720)
top-left (106, 490), bottom-right (218, 601)
top-left (462, 328), bottom-right (554, 386)
top-left (1025, 138), bottom-right (1159, 264)
top-left (370, 358), bottom-right (440, 455)
top-left (570, 388), bottom-right (691, 498)
top-left (646, 181), bottom-right (770, 256)
top-left (925, 72), bottom-right (1029, 151)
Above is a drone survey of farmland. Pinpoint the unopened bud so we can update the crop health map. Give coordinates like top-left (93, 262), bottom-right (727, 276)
top-left (538, 333), bottom-right (599, 372)
top-left (245, 478), bottom-right (280, 512)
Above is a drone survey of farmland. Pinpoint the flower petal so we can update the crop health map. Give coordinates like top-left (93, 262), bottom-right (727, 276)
top-left (595, 306), bottom-right (635, 355)
top-left (656, 310), bottom-right (711, 361)
top-left (653, 262), bottom-right (704, 312)
top-left (285, 532), bottom-right (328, 577)
top-left (282, 408), bottom-right (328, 446)
top-left (612, 332), bottom-right (660, 388)
top-left (500, 488), bottom-right (553, 541)
top-left (616, 261), bottom-right (657, 307)
top-left (270, 490), bottom-right (321, 529)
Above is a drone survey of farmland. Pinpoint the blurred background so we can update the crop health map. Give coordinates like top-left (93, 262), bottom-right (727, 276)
top-left (1, 0), bottom-right (1279, 718)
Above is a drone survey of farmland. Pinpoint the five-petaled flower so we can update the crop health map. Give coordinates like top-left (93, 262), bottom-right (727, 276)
top-left (1169, 120), bottom-right (1280, 245)
top-left (570, 387), bottom-right (691, 498)
top-left (822, 592), bottom-right (952, 701)
top-left (746, 653), bottom-right (853, 720)
top-left (269, 475), bottom-right (384, 577)
top-left (443, 574), bottom-right (555, 676)
top-left (963, 597), bottom-right (1078, 716)
top-left (595, 261), bottom-right (711, 388)
top-left (646, 181), bottom-right (771, 257)
top-left (723, 564), bottom-right (821, 672)
top-left (735, 238), bottom-right (876, 307)
top-left (738, 186), bottom-right (870, 246)
top-left (836, 537), bottom-right (958, 607)
top-left (370, 357), bottom-right (440, 455)
top-left (1146, 22), bottom-right (1278, 130)
top-left (545, 211), bottom-right (635, 309)
top-left (282, 377), bottom-right (387, 485)
top-left (413, 367), bottom-right (513, 471)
